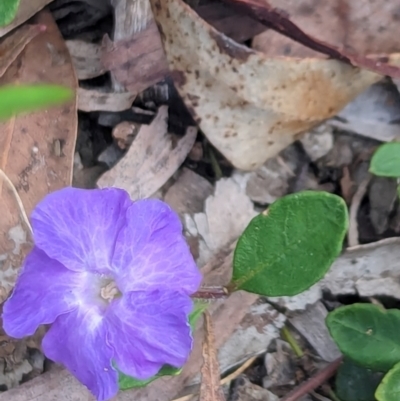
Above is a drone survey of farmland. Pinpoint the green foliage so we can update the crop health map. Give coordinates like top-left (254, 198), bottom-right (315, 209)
top-left (336, 359), bottom-right (383, 401)
top-left (0, 85), bottom-right (73, 120)
top-left (118, 300), bottom-right (208, 390)
top-left (230, 191), bottom-right (348, 296)
top-left (370, 142), bottom-right (400, 178)
top-left (376, 362), bottom-right (400, 401)
top-left (327, 304), bottom-right (400, 372)
top-left (0, 0), bottom-right (20, 27)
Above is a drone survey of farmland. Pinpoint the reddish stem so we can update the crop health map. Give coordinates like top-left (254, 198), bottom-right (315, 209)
top-left (191, 286), bottom-right (229, 299)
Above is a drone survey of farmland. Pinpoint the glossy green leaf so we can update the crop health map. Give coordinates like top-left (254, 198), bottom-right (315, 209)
top-left (327, 304), bottom-right (400, 372)
top-left (376, 362), bottom-right (400, 401)
top-left (0, 85), bottom-right (73, 120)
top-left (336, 359), bottom-right (383, 401)
top-left (230, 191), bottom-right (348, 296)
top-left (0, 0), bottom-right (20, 27)
top-left (118, 300), bottom-right (208, 390)
top-left (370, 142), bottom-right (400, 178)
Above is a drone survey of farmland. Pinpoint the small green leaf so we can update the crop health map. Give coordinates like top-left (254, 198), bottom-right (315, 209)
top-left (370, 142), bottom-right (400, 178)
top-left (118, 365), bottom-right (181, 390)
top-left (0, 85), bottom-right (73, 120)
top-left (336, 359), bottom-right (383, 401)
top-left (376, 362), bottom-right (400, 401)
top-left (118, 300), bottom-right (208, 390)
top-left (0, 0), bottom-right (20, 27)
top-left (230, 191), bottom-right (348, 296)
top-left (327, 304), bottom-right (400, 372)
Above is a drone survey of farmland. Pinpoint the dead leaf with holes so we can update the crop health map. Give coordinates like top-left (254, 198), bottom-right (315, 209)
top-left (149, 0), bottom-right (386, 170)
top-left (97, 106), bottom-right (196, 199)
top-left (0, 9), bottom-right (77, 383)
top-left (200, 311), bottom-right (226, 401)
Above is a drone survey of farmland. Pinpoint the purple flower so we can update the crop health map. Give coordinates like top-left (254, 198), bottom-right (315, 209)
top-left (2, 188), bottom-right (202, 401)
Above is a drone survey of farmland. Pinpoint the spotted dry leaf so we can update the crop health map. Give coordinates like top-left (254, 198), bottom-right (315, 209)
top-left (150, 0), bottom-right (382, 170)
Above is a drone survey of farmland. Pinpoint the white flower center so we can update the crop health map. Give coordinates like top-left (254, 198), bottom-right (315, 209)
top-left (100, 280), bottom-right (120, 302)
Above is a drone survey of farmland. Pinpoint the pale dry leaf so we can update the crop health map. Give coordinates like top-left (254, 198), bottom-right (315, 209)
top-left (329, 82), bottom-right (400, 142)
top-left (97, 106), bottom-right (197, 199)
top-left (77, 88), bottom-right (136, 112)
top-left (66, 40), bottom-right (105, 80)
top-left (150, 0), bottom-right (382, 170)
top-left (0, 0), bottom-right (53, 38)
top-left (186, 177), bottom-right (256, 265)
top-left (200, 311), bottom-right (226, 401)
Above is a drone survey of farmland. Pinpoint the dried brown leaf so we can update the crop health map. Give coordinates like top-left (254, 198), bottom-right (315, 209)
top-left (0, 24), bottom-right (44, 79)
top-left (150, 0), bottom-right (381, 170)
top-left (200, 311), bottom-right (226, 401)
top-left (0, 9), bottom-right (77, 304)
top-left (225, 0), bottom-right (400, 77)
top-left (0, 0), bottom-right (53, 38)
top-left (97, 106), bottom-right (196, 199)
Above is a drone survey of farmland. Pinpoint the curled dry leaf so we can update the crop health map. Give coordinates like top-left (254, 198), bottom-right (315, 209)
top-left (150, 0), bottom-right (381, 170)
top-left (0, 8), bottom-right (77, 380)
top-left (77, 88), bottom-right (136, 112)
top-left (185, 177), bottom-right (257, 265)
top-left (97, 106), bottom-right (197, 199)
top-left (0, 0), bottom-right (53, 38)
top-left (200, 311), bottom-right (226, 401)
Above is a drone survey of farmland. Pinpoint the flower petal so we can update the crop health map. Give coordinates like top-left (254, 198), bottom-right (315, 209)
top-left (106, 289), bottom-right (193, 380)
top-left (2, 247), bottom-right (82, 338)
top-left (112, 199), bottom-right (202, 294)
top-left (31, 187), bottom-right (131, 274)
top-left (42, 307), bottom-right (117, 401)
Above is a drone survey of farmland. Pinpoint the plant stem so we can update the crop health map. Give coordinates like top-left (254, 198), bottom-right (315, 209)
top-left (191, 286), bottom-right (229, 299)
top-left (281, 325), bottom-right (304, 357)
top-left (280, 357), bottom-right (342, 401)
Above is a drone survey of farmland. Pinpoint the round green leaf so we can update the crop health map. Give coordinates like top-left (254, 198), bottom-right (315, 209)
top-left (336, 359), bottom-right (383, 401)
top-left (327, 304), bottom-right (400, 372)
top-left (231, 191), bottom-right (348, 296)
top-left (370, 142), bottom-right (400, 178)
top-left (376, 362), bottom-right (400, 401)
top-left (0, 85), bottom-right (73, 121)
top-left (0, 0), bottom-right (20, 27)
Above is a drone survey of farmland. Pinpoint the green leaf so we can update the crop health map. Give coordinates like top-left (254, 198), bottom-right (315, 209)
top-left (327, 304), bottom-right (400, 372)
top-left (0, 85), bottom-right (73, 120)
top-left (118, 300), bottom-right (208, 390)
top-left (230, 191), bottom-right (348, 296)
top-left (376, 362), bottom-right (400, 401)
top-left (370, 142), bottom-right (400, 178)
top-left (0, 0), bottom-right (20, 27)
top-left (119, 365), bottom-right (182, 390)
top-left (336, 359), bottom-right (383, 401)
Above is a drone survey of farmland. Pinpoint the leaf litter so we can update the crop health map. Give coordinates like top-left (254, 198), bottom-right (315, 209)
top-left (4, 0), bottom-right (400, 401)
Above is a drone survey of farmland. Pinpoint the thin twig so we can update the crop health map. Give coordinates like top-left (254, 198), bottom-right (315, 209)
top-left (172, 355), bottom-right (258, 401)
top-left (192, 286), bottom-right (229, 300)
top-left (280, 357), bottom-right (343, 401)
top-left (0, 168), bottom-right (32, 234)
top-left (348, 174), bottom-right (371, 247)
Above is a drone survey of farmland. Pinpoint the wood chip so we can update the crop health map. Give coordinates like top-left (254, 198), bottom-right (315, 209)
top-left (77, 88), bottom-right (136, 112)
